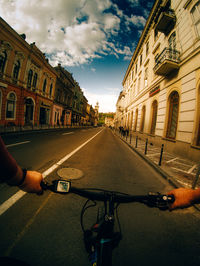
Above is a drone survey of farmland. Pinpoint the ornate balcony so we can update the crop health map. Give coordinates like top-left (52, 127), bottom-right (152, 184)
top-left (155, 9), bottom-right (176, 35)
top-left (153, 48), bottom-right (180, 76)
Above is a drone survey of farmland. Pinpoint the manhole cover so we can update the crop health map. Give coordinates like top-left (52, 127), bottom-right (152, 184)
top-left (57, 168), bottom-right (83, 180)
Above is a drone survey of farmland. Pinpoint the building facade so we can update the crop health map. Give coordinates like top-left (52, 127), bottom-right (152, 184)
top-left (53, 64), bottom-right (74, 126)
top-left (0, 17), bottom-right (56, 129)
top-left (115, 0), bottom-right (200, 162)
top-left (0, 17), bottom-right (93, 131)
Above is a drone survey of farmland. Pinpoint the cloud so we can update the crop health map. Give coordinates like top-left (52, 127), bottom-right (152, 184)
top-left (0, 0), bottom-right (138, 67)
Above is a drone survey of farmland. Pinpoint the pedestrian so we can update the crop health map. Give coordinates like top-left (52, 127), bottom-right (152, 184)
top-left (0, 136), bottom-right (43, 194)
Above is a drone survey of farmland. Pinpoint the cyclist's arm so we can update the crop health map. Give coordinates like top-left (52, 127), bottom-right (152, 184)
top-left (168, 187), bottom-right (200, 210)
top-left (0, 137), bottom-right (43, 193)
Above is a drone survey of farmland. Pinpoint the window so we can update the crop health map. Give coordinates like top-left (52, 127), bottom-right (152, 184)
top-left (0, 90), bottom-right (2, 119)
top-left (43, 79), bottom-right (47, 93)
top-left (150, 100), bottom-right (158, 135)
top-left (140, 106), bottom-right (146, 132)
top-left (49, 83), bottom-right (53, 97)
top-left (196, 87), bottom-right (200, 146)
top-left (0, 50), bottom-right (7, 74)
top-left (135, 62), bottom-right (138, 74)
top-left (146, 41), bottom-right (149, 56)
top-left (166, 91), bottom-right (179, 139)
top-left (27, 69), bottom-right (33, 88)
top-left (134, 108), bottom-right (138, 131)
top-left (191, 1), bottom-right (200, 37)
top-left (33, 73), bottom-right (38, 88)
top-left (6, 92), bottom-right (16, 119)
top-left (140, 54), bottom-right (143, 66)
top-left (168, 32), bottom-right (176, 50)
top-left (144, 68), bottom-right (148, 87)
top-left (13, 60), bottom-right (20, 80)
top-left (138, 77), bottom-right (141, 92)
top-left (131, 70), bottom-right (134, 81)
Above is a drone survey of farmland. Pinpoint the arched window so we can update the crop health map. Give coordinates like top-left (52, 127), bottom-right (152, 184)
top-left (43, 79), bottom-right (47, 93)
top-left (33, 73), bottom-right (38, 88)
top-left (191, 1), bottom-right (200, 37)
top-left (13, 60), bottom-right (20, 80)
top-left (150, 100), bottom-right (158, 135)
top-left (27, 69), bottom-right (33, 88)
top-left (0, 90), bottom-right (2, 119)
top-left (197, 87), bottom-right (200, 146)
top-left (0, 50), bottom-right (7, 74)
top-left (140, 106), bottom-right (146, 132)
top-left (166, 91), bottom-right (179, 139)
top-left (49, 83), bottom-right (53, 97)
top-left (134, 108), bottom-right (138, 131)
top-left (6, 92), bottom-right (16, 119)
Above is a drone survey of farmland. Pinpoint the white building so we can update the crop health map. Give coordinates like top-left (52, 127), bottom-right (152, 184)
top-left (115, 0), bottom-right (200, 162)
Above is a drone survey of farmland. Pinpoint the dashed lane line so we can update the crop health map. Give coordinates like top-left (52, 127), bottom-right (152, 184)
top-left (62, 132), bottom-right (74, 135)
top-left (6, 141), bottom-right (30, 148)
top-left (0, 129), bottom-right (103, 216)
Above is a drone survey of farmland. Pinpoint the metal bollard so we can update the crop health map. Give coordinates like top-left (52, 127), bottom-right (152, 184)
top-left (135, 136), bottom-right (138, 148)
top-left (159, 144), bottom-right (164, 166)
top-left (144, 138), bottom-right (148, 155)
top-left (192, 164), bottom-right (200, 189)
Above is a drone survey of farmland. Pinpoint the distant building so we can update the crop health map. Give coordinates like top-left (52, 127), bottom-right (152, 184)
top-left (105, 116), bottom-right (114, 127)
top-left (115, 0), bottom-right (200, 162)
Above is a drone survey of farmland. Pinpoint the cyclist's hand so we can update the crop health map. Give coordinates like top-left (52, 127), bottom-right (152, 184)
top-left (19, 171), bottom-right (43, 194)
top-left (167, 188), bottom-right (200, 210)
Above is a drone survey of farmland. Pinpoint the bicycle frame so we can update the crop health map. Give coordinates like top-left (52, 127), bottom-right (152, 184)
top-left (41, 180), bottom-right (174, 266)
top-left (85, 195), bottom-right (121, 266)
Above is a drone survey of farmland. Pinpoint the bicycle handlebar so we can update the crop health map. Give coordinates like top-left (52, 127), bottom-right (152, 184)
top-left (41, 180), bottom-right (174, 209)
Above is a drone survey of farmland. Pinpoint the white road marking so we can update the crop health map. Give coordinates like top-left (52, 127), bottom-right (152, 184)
top-left (6, 141), bottom-right (30, 148)
top-left (188, 164), bottom-right (197, 174)
top-left (166, 157), bottom-right (178, 163)
top-left (146, 153), bottom-right (161, 157)
top-left (0, 129), bottom-right (103, 216)
top-left (62, 132), bottom-right (74, 135)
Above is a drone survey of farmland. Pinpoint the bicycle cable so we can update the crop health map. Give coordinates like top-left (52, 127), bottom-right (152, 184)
top-left (80, 199), bottom-right (97, 232)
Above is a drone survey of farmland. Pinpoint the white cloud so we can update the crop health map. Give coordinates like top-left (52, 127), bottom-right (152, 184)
top-left (0, 0), bottom-right (127, 67)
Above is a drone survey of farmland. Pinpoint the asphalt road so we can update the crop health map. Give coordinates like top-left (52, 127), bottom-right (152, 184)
top-left (0, 127), bottom-right (200, 266)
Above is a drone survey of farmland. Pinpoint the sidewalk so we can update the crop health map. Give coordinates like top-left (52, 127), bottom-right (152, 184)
top-left (0, 124), bottom-right (93, 135)
top-left (114, 130), bottom-right (200, 189)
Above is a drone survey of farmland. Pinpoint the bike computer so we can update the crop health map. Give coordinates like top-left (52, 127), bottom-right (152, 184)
top-left (55, 180), bottom-right (71, 193)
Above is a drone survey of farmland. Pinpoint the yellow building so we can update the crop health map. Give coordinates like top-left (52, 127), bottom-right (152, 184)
top-left (115, 0), bottom-right (200, 162)
top-left (0, 17), bottom-right (57, 128)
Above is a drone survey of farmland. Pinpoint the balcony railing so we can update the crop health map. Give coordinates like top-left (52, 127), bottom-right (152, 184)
top-left (155, 9), bottom-right (176, 35)
top-left (153, 48), bottom-right (180, 76)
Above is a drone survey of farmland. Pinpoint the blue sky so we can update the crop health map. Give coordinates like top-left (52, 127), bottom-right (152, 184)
top-left (0, 0), bottom-right (154, 112)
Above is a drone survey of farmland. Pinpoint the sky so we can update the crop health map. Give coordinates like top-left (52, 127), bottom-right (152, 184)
top-left (0, 0), bottom-right (154, 112)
